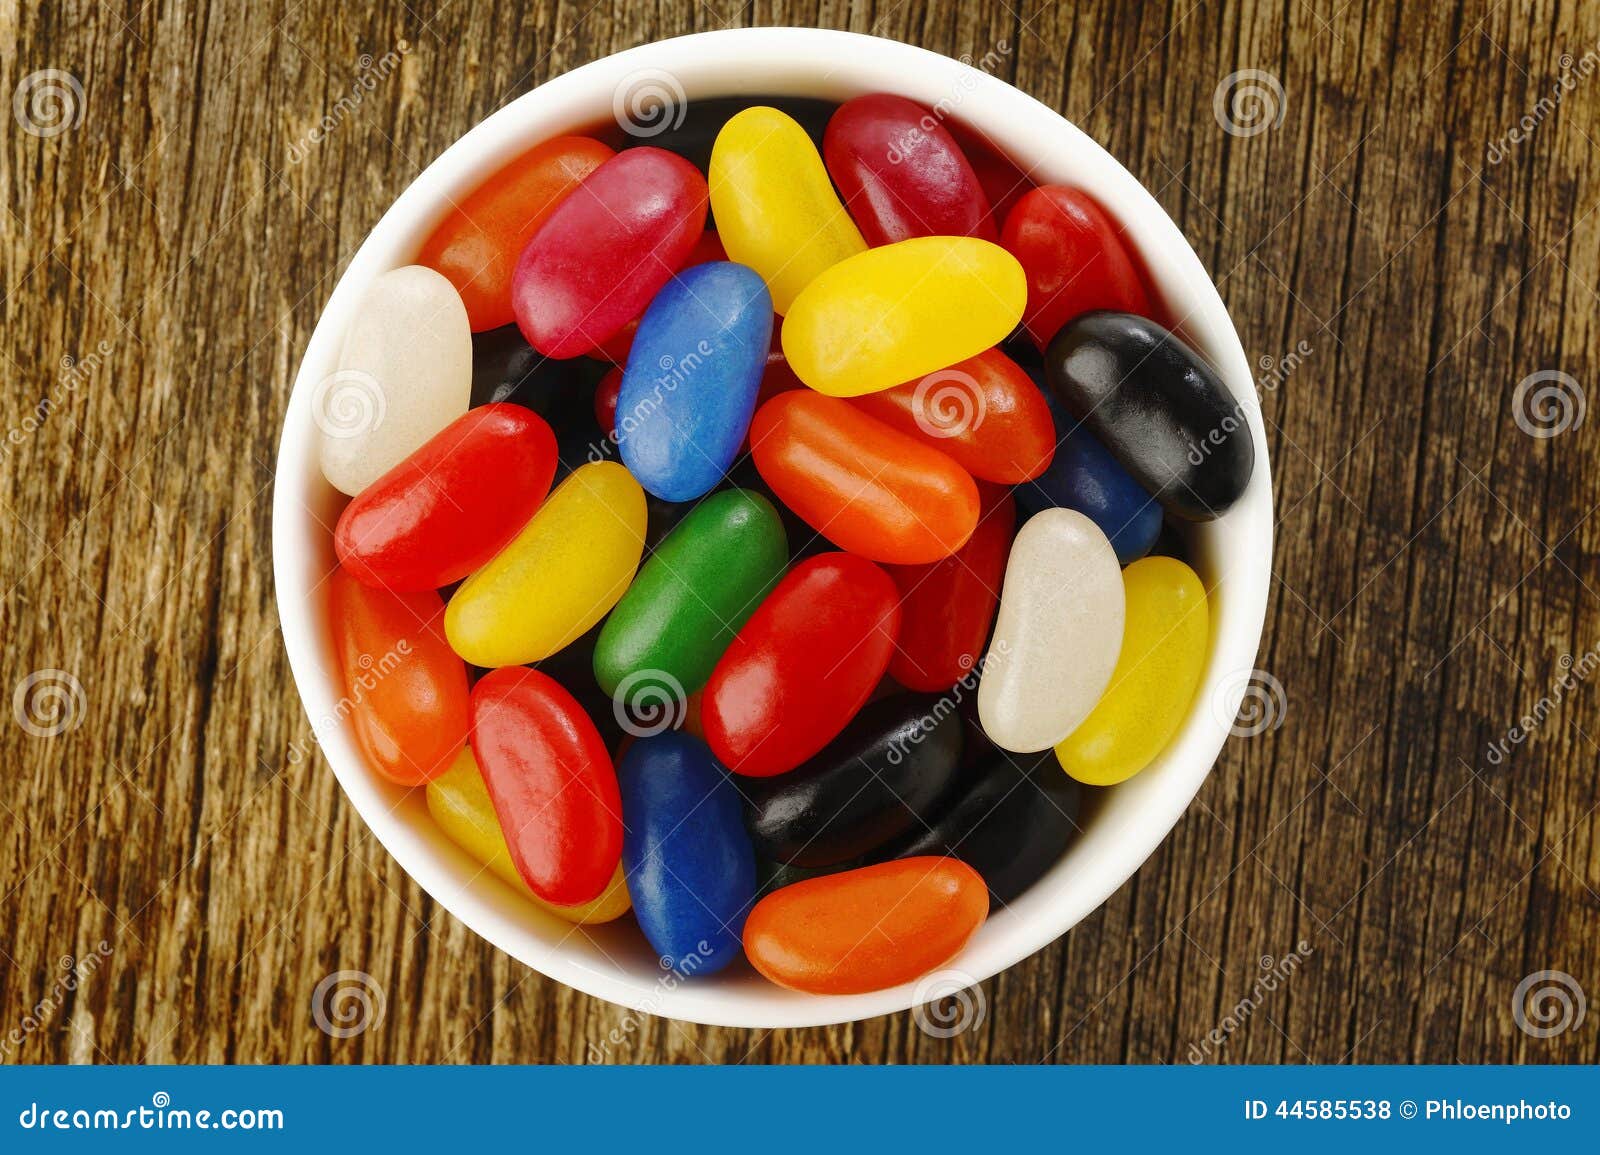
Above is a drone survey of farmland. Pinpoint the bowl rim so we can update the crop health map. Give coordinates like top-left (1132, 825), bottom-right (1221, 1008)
top-left (271, 25), bottom-right (1274, 1031)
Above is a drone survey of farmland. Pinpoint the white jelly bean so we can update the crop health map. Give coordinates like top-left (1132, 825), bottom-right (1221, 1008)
top-left (318, 265), bottom-right (471, 496)
top-left (977, 508), bottom-right (1125, 753)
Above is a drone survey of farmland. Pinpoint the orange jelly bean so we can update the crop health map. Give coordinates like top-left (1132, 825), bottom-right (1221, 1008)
top-left (328, 569), bottom-right (469, 786)
top-left (417, 136), bottom-right (614, 332)
top-left (851, 348), bottom-right (1055, 484)
top-left (742, 858), bottom-right (989, 994)
top-left (749, 390), bottom-right (978, 564)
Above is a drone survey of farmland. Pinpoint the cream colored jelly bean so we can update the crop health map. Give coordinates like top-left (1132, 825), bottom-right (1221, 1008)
top-left (445, 461), bottom-right (646, 667)
top-left (319, 265), bottom-right (471, 496)
top-left (781, 236), bottom-right (1026, 397)
top-left (1056, 556), bottom-right (1209, 785)
top-left (709, 107), bottom-right (866, 313)
top-left (977, 508), bottom-right (1124, 753)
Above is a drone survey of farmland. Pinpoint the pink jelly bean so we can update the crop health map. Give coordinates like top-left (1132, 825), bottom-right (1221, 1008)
top-left (511, 148), bottom-right (708, 358)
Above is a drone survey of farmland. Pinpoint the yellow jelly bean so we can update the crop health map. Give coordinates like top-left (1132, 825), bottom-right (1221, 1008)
top-left (1055, 556), bottom-right (1209, 786)
top-left (445, 461), bottom-right (645, 667)
top-left (781, 236), bottom-right (1026, 397)
top-left (426, 747), bottom-right (631, 924)
top-left (709, 107), bottom-right (866, 314)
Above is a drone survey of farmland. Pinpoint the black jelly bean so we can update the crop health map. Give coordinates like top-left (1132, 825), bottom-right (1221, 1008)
top-left (1044, 311), bottom-right (1254, 520)
top-left (742, 693), bottom-right (965, 868)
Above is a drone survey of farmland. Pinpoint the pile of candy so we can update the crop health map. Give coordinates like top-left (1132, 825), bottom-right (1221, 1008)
top-left (314, 92), bottom-right (1254, 996)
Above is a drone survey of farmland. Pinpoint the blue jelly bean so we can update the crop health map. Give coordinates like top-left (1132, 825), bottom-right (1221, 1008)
top-left (1016, 385), bottom-right (1161, 564)
top-left (616, 262), bottom-right (773, 502)
top-left (617, 732), bottom-right (756, 974)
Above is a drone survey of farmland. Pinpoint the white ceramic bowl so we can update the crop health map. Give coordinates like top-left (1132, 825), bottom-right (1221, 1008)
top-left (272, 27), bottom-right (1273, 1030)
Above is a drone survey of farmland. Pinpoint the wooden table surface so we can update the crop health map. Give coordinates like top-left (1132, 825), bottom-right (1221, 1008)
top-left (3, 0), bottom-right (1598, 1065)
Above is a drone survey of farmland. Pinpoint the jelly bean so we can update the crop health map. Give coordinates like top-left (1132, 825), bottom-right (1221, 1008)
top-left (593, 366), bottom-right (622, 436)
top-left (709, 106), bottom-right (867, 313)
top-left (623, 95), bottom-right (835, 180)
top-left (328, 569), bottom-right (468, 785)
top-left (586, 229), bottom-right (730, 364)
top-left (744, 693), bottom-right (965, 868)
top-left (512, 148), bottom-right (707, 357)
top-left (886, 488), bottom-right (1015, 692)
top-left (703, 553), bottom-right (900, 778)
top-left (750, 391), bottom-right (979, 564)
top-left (426, 747), bottom-right (631, 923)
top-left (418, 136), bottom-right (614, 331)
top-left (977, 508), bottom-right (1124, 753)
top-left (1014, 390), bottom-right (1161, 564)
top-left (824, 93), bottom-right (996, 245)
top-left (1046, 312), bottom-right (1255, 520)
top-left (742, 858), bottom-right (988, 994)
top-left (1056, 556), bottom-right (1209, 785)
top-left (948, 121), bottom-right (1034, 231)
top-left (335, 404), bottom-right (557, 591)
top-left (1001, 186), bottom-right (1154, 349)
top-left (618, 732), bottom-right (756, 974)
top-left (320, 265), bottom-right (471, 496)
top-left (616, 262), bottom-right (774, 501)
top-left (889, 748), bottom-right (1081, 904)
top-left (781, 236), bottom-right (1025, 397)
top-left (850, 348), bottom-right (1054, 483)
top-left (594, 489), bottom-right (788, 699)
top-left (445, 462), bottom-right (646, 667)
top-left (469, 667), bottom-right (623, 905)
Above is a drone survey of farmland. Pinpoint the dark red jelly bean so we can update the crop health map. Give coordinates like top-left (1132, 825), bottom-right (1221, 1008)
top-left (1001, 185), bottom-right (1153, 349)
top-left (824, 94), bottom-right (995, 245)
top-left (886, 486), bottom-right (1015, 692)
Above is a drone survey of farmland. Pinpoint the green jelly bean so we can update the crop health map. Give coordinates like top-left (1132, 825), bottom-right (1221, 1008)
top-left (595, 489), bottom-right (788, 699)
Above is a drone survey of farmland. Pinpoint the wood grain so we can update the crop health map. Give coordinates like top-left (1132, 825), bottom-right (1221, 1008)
top-left (2, 0), bottom-right (1598, 1064)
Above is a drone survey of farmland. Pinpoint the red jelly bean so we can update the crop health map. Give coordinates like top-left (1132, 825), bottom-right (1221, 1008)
top-left (512, 148), bottom-right (707, 358)
top-left (823, 94), bottom-right (996, 246)
top-left (328, 570), bottom-right (468, 786)
top-left (1002, 186), bottom-right (1154, 349)
top-left (742, 858), bottom-right (989, 994)
top-left (594, 367), bottom-right (623, 437)
top-left (703, 553), bottom-right (901, 777)
top-left (850, 348), bottom-right (1055, 483)
top-left (887, 487), bottom-right (1016, 692)
top-left (588, 229), bottom-right (729, 363)
top-left (750, 391), bottom-right (979, 564)
top-left (469, 667), bottom-right (623, 905)
top-left (417, 137), bottom-right (613, 332)
top-left (948, 122), bottom-right (1034, 230)
top-left (335, 404), bottom-right (558, 591)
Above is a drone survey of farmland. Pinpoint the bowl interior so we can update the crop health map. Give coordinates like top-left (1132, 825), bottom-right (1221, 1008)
top-left (271, 27), bottom-right (1273, 1030)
